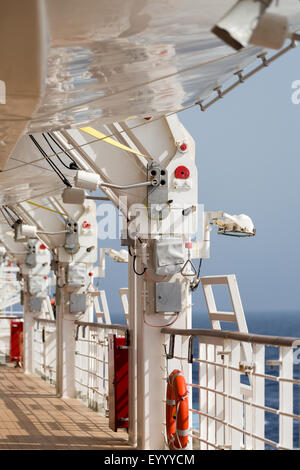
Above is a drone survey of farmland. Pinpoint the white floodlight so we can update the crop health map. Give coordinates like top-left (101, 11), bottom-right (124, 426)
top-left (21, 224), bottom-right (37, 238)
top-left (212, 0), bottom-right (289, 50)
top-left (74, 170), bottom-right (101, 191)
top-left (214, 213), bottom-right (256, 238)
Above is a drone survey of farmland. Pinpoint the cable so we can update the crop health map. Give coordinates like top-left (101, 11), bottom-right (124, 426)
top-left (26, 201), bottom-right (67, 217)
top-left (143, 312), bottom-right (179, 328)
top-left (196, 258), bottom-right (203, 279)
top-left (0, 207), bottom-right (14, 227)
top-left (2, 206), bottom-right (18, 225)
top-left (190, 258), bottom-right (203, 292)
top-left (37, 230), bottom-right (68, 235)
top-left (133, 255), bottom-right (147, 276)
top-left (44, 133), bottom-right (80, 170)
top-left (100, 180), bottom-right (155, 190)
top-left (29, 135), bottom-right (72, 187)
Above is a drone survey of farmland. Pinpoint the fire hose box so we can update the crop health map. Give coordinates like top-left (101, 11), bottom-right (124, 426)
top-left (108, 334), bottom-right (129, 432)
top-left (10, 321), bottom-right (23, 364)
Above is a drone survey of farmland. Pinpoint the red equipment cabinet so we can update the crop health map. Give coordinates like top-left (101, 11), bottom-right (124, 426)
top-left (108, 334), bottom-right (129, 432)
top-left (10, 320), bottom-right (23, 364)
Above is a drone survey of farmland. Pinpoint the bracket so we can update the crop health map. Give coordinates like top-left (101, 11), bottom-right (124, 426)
top-left (147, 161), bottom-right (168, 219)
top-left (64, 218), bottom-right (80, 255)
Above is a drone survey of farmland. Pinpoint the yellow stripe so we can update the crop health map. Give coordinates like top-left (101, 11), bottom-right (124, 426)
top-left (80, 126), bottom-right (150, 159)
top-left (26, 201), bottom-right (67, 217)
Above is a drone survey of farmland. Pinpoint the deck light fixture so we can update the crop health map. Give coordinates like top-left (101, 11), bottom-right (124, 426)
top-left (212, 0), bottom-right (289, 51)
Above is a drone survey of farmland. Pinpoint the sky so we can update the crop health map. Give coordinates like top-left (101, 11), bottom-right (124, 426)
top-left (96, 44), bottom-right (300, 318)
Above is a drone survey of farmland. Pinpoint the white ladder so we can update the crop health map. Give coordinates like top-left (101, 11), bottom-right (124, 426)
top-left (200, 274), bottom-right (252, 365)
top-left (93, 290), bottom-right (111, 324)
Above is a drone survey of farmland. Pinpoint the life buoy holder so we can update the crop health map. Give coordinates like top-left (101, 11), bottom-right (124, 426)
top-left (166, 369), bottom-right (189, 449)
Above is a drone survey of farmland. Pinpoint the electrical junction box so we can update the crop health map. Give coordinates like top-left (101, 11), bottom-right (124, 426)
top-left (67, 263), bottom-right (87, 287)
top-left (28, 277), bottom-right (46, 296)
top-left (29, 296), bottom-right (43, 312)
top-left (155, 282), bottom-right (182, 313)
top-left (153, 238), bottom-right (184, 275)
top-left (10, 321), bottom-right (23, 363)
top-left (22, 244), bottom-right (50, 276)
top-left (69, 293), bottom-right (86, 313)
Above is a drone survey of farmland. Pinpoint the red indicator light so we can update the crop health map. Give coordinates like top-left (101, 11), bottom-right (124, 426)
top-left (44, 276), bottom-right (47, 280)
top-left (40, 244), bottom-right (46, 250)
top-left (82, 221), bottom-right (91, 229)
top-left (88, 272), bottom-right (93, 277)
top-left (177, 142), bottom-right (187, 152)
top-left (175, 166), bottom-right (190, 180)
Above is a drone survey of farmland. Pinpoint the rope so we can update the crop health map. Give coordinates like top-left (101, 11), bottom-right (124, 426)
top-left (26, 201), bottom-right (67, 217)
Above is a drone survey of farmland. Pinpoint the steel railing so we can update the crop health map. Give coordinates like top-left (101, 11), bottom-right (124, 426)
top-left (33, 318), bottom-right (56, 386)
top-left (74, 321), bottom-right (128, 415)
top-left (162, 327), bottom-right (300, 450)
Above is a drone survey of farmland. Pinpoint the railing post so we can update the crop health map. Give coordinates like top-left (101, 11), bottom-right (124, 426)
top-left (228, 339), bottom-right (243, 449)
top-left (23, 293), bottom-right (35, 375)
top-left (279, 346), bottom-right (293, 449)
top-left (56, 264), bottom-right (76, 398)
top-left (128, 260), bottom-right (137, 447)
top-left (252, 343), bottom-right (265, 450)
top-left (44, 322), bottom-right (56, 385)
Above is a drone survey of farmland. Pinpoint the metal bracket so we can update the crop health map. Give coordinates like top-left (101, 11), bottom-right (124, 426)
top-left (188, 336), bottom-right (195, 364)
top-left (239, 361), bottom-right (256, 375)
top-left (64, 218), bottom-right (80, 255)
top-left (147, 161), bottom-right (168, 219)
top-left (167, 334), bottom-right (175, 360)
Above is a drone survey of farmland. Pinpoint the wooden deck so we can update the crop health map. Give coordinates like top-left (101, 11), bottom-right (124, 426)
top-left (0, 365), bottom-right (132, 450)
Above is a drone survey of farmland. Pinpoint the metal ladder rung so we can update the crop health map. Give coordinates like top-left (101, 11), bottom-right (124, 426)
top-left (201, 275), bottom-right (230, 286)
top-left (210, 312), bottom-right (236, 322)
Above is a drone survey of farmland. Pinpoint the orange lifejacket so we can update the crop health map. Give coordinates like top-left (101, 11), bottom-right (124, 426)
top-left (166, 369), bottom-right (189, 449)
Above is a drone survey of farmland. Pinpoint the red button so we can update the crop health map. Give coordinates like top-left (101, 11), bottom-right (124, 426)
top-left (179, 143), bottom-right (187, 152)
top-left (175, 166), bottom-right (190, 179)
top-left (82, 221), bottom-right (91, 229)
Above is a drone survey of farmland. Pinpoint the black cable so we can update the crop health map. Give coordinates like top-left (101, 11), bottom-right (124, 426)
top-left (2, 206), bottom-right (17, 224)
top-left (190, 258), bottom-right (203, 292)
top-left (128, 246), bottom-right (134, 257)
top-left (196, 258), bottom-right (203, 279)
top-left (0, 207), bottom-right (14, 227)
top-left (29, 135), bottom-right (72, 187)
top-left (133, 255), bottom-right (147, 276)
top-left (46, 133), bottom-right (80, 170)
top-left (43, 133), bottom-right (74, 171)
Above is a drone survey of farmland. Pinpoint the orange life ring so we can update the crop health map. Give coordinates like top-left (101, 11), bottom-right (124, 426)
top-left (166, 369), bottom-right (189, 449)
